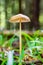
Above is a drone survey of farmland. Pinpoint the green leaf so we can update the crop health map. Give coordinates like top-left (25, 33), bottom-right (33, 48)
top-left (0, 35), bottom-right (3, 46)
top-left (22, 32), bottom-right (34, 41)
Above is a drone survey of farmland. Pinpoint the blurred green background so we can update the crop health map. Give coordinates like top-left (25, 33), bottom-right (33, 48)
top-left (0, 0), bottom-right (43, 31)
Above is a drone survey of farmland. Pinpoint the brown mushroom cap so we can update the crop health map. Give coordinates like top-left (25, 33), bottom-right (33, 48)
top-left (9, 14), bottom-right (30, 23)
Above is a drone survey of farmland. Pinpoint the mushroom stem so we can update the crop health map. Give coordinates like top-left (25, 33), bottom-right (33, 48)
top-left (19, 22), bottom-right (22, 65)
top-left (20, 22), bottom-right (22, 55)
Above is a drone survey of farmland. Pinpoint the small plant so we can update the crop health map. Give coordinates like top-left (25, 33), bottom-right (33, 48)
top-left (0, 30), bottom-right (43, 65)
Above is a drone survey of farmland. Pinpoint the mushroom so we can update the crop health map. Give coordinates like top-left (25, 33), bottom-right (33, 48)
top-left (9, 14), bottom-right (30, 56)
